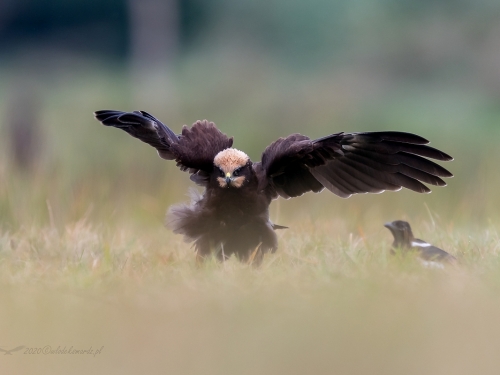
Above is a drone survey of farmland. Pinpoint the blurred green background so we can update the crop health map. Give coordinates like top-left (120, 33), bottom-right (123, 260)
top-left (2, 0), bottom-right (500, 230)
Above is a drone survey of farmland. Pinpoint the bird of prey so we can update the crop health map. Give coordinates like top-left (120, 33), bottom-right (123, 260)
top-left (384, 220), bottom-right (457, 268)
top-left (94, 110), bottom-right (453, 264)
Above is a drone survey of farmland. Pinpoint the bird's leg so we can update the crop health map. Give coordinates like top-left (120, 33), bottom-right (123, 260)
top-left (196, 243), bottom-right (228, 265)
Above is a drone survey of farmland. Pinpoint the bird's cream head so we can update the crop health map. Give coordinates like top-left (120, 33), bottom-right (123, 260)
top-left (214, 148), bottom-right (250, 188)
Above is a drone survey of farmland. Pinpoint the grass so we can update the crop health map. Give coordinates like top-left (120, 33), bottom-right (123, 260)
top-left (2, 215), bottom-right (500, 374)
top-left (1, 64), bottom-right (500, 374)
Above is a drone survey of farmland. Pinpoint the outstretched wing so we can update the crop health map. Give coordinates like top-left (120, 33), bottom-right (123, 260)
top-left (95, 110), bottom-right (179, 159)
top-left (94, 110), bottom-right (233, 183)
top-left (256, 131), bottom-right (453, 199)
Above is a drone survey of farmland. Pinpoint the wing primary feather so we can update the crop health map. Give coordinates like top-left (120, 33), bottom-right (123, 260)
top-left (396, 164), bottom-right (446, 186)
top-left (338, 157), bottom-right (431, 193)
top-left (333, 163), bottom-right (391, 192)
top-left (343, 153), bottom-right (447, 186)
top-left (310, 167), bottom-right (353, 197)
top-left (310, 170), bottom-right (352, 198)
top-left (346, 141), bottom-right (453, 161)
top-left (397, 152), bottom-right (453, 177)
top-left (345, 149), bottom-right (453, 177)
top-left (327, 164), bottom-right (373, 193)
top-left (139, 110), bottom-right (179, 144)
top-left (349, 131), bottom-right (430, 145)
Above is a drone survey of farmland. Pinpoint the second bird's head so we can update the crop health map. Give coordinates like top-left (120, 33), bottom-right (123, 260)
top-left (213, 148), bottom-right (251, 188)
top-left (384, 220), bottom-right (414, 246)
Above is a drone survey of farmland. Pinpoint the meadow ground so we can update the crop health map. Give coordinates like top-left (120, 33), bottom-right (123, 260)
top-left (2, 66), bottom-right (500, 374)
top-left (2, 213), bottom-right (500, 374)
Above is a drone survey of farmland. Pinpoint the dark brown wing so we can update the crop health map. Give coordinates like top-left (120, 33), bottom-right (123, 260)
top-left (256, 131), bottom-right (453, 199)
top-left (94, 110), bottom-right (233, 184)
top-left (413, 241), bottom-right (457, 263)
top-left (94, 110), bottom-right (178, 159)
top-left (172, 120), bottom-right (234, 172)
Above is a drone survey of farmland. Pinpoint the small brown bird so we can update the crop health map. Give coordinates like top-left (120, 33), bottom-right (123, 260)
top-left (94, 110), bottom-right (453, 264)
top-left (384, 220), bottom-right (456, 268)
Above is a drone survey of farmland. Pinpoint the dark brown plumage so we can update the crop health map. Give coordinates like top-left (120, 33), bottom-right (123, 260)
top-left (384, 220), bottom-right (457, 268)
top-left (94, 110), bottom-right (453, 264)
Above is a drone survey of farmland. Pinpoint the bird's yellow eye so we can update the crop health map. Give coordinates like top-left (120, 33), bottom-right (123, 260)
top-left (225, 172), bottom-right (231, 178)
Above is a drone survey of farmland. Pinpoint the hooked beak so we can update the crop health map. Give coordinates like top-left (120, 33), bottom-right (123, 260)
top-left (225, 172), bottom-right (232, 186)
